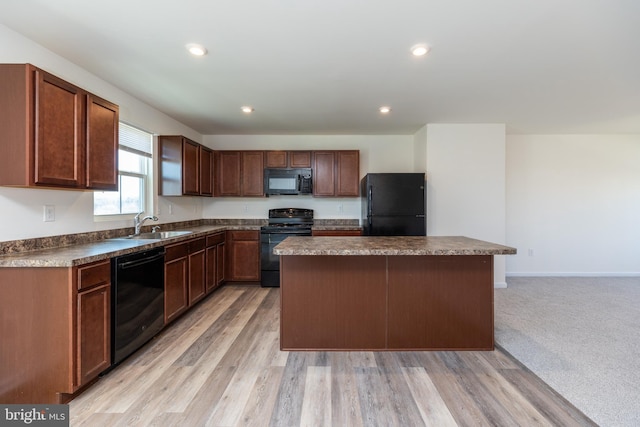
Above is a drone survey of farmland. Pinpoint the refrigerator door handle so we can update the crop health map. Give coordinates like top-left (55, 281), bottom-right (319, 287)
top-left (368, 186), bottom-right (373, 216)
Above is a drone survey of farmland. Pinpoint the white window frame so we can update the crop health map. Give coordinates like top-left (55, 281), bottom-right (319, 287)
top-left (93, 122), bottom-right (154, 222)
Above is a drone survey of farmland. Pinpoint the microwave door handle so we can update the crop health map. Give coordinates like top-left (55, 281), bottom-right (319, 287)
top-left (297, 174), bottom-right (302, 191)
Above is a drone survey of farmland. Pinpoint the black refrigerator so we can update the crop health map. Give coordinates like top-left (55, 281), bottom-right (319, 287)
top-left (361, 173), bottom-right (426, 236)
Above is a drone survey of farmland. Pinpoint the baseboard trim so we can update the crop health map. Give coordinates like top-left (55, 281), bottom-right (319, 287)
top-left (494, 281), bottom-right (508, 288)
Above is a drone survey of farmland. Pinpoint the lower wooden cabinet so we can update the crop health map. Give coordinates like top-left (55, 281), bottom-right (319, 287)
top-left (226, 230), bottom-right (260, 281)
top-left (206, 232), bottom-right (226, 293)
top-left (77, 284), bottom-right (110, 385)
top-left (0, 259), bottom-right (111, 403)
top-left (188, 238), bottom-right (206, 305)
top-left (76, 261), bottom-right (111, 387)
top-left (164, 241), bottom-right (189, 324)
top-left (164, 237), bottom-right (207, 324)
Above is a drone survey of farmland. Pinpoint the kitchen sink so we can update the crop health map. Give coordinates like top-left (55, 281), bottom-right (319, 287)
top-left (123, 230), bottom-right (193, 240)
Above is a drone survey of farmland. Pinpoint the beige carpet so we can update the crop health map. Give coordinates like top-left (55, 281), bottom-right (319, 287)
top-left (495, 276), bottom-right (640, 427)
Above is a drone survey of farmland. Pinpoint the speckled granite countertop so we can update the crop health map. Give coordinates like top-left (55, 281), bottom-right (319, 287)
top-left (0, 224), bottom-right (260, 268)
top-left (311, 225), bottom-right (363, 231)
top-left (273, 236), bottom-right (517, 256)
top-left (310, 219), bottom-right (361, 231)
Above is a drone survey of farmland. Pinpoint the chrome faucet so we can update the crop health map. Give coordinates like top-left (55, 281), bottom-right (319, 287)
top-left (133, 212), bottom-right (158, 235)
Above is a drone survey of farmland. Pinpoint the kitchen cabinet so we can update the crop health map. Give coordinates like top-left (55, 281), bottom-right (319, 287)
top-left (164, 237), bottom-right (207, 323)
top-left (77, 261), bottom-right (111, 387)
top-left (226, 230), bottom-right (260, 281)
top-left (158, 135), bottom-right (213, 196)
top-left (265, 150), bottom-right (312, 168)
top-left (188, 238), bottom-right (207, 305)
top-left (214, 151), bottom-right (264, 197)
top-left (0, 260), bottom-right (111, 403)
top-left (312, 150), bottom-right (360, 197)
top-left (206, 232), bottom-right (226, 293)
top-left (200, 145), bottom-right (214, 196)
top-left (0, 63), bottom-right (118, 190)
top-left (164, 242), bottom-right (189, 323)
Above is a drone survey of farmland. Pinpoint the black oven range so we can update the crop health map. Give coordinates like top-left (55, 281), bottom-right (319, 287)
top-left (260, 208), bottom-right (313, 287)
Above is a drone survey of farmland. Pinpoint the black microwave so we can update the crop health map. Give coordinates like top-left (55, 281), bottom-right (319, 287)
top-left (264, 168), bottom-right (313, 196)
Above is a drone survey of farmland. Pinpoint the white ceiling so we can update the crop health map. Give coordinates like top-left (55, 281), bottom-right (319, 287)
top-left (2, 0), bottom-right (639, 135)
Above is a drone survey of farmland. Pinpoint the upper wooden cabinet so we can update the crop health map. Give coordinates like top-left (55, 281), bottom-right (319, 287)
top-left (158, 135), bottom-right (213, 197)
top-left (265, 150), bottom-right (312, 168)
top-left (0, 64), bottom-right (118, 190)
top-left (214, 150), bottom-right (264, 197)
top-left (313, 150), bottom-right (360, 197)
top-left (199, 146), bottom-right (214, 196)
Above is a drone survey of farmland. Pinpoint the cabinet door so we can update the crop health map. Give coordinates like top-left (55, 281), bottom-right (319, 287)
top-left (336, 150), bottom-right (360, 196)
top-left (216, 242), bottom-right (226, 286)
top-left (188, 239), bottom-right (206, 305)
top-left (165, 247), bottom-right (189, 324)
top-left (215, 151), bottom-right (242, 196)
top-left (77, 283), bottom-right (110, 386)
top-left (182, 139), bottom-right (200, 195)
top-left (265, 151), bottom-right (287, 168)
top-left (241, 151), bottom-right (264, 196)
top-left (289, 151), bottom-right (312, 168)
top-left (313, 151), bottom-right (336, 196)
top-left (34, 70), bottom-right (84, 187)
top-left (226, 231), bottom-right (260, 281)
top-left (86, 94), bottom-right (118, 190)
top-left (206, 245), bottom-right (218, 293)
top-left (200, 146), bottom-right (213, 196)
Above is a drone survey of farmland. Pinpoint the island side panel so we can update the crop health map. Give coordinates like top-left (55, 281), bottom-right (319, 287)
top-left (280, 255), bottom-right (387, 350)
top-left (387, 255), bottom-right (494, 350)
top-left (0, 267), bottom-right (74, 403)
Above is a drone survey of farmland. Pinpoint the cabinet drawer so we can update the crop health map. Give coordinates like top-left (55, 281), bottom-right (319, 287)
top-left (78, 260), bottom-right (110, 291)
top-left (165, 242), bottom-right (189, 262)
top-left (207, 232), bottom-right (225, 246)
top-left (189, 237), bottom-right (206, 252)
top-left (228, 230), bottom-right (258, 241)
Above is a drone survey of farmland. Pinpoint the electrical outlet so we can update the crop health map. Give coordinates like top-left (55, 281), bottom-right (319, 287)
top-left (338, 203), bottom-right (343, 212)
top-left (243, 205), bottom-right (249, 212)
top-left (43, 205), bottom-right (55, 222)
top-left (168, 203), bottom-right (173, 215)
top-left (528, 248), bottom-right (534, 256)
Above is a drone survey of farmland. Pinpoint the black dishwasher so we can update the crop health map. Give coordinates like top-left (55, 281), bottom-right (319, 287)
top-left (111, 247), bottom-right (165, 365)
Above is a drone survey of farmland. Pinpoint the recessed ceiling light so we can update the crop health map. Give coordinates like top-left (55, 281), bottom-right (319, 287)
top-left (411, 44), bottom-right (430, 57)
top-left (379, 106), bottom-right (391, 114)
top-left (186, 43), bottom-right (207, 56)
top-left (241, 106), bottom-right (254, 113)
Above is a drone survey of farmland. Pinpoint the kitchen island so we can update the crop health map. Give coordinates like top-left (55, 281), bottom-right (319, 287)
top-left (274, 236), bottom-right (516, 351)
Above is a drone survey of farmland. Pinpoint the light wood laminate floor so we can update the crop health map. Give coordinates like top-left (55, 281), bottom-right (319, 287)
top-left (70, 285), bottom-right (595, 426)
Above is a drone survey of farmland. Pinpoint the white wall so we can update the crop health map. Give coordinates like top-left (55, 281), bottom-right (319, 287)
top-left (0, 24), bottom-right (203, 241)
top-left (202, 135), bottom-right (414, 219)
top-left (413, 125), bottom-right (427, 173)
top-left (426, 124), bottom-right (508, 286)
top-left (506, 134), bottom-right (640, 276)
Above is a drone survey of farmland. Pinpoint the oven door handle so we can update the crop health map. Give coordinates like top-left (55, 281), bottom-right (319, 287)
top-left (118, 252), bottom-right (166, 270)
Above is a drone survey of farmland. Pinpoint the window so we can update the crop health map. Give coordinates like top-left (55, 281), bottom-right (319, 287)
top-left (94, 123), bottom-right (153, 216)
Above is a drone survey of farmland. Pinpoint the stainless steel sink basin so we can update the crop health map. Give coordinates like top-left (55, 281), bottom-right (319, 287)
top-left (125, 230), bottom-right (193, 240)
